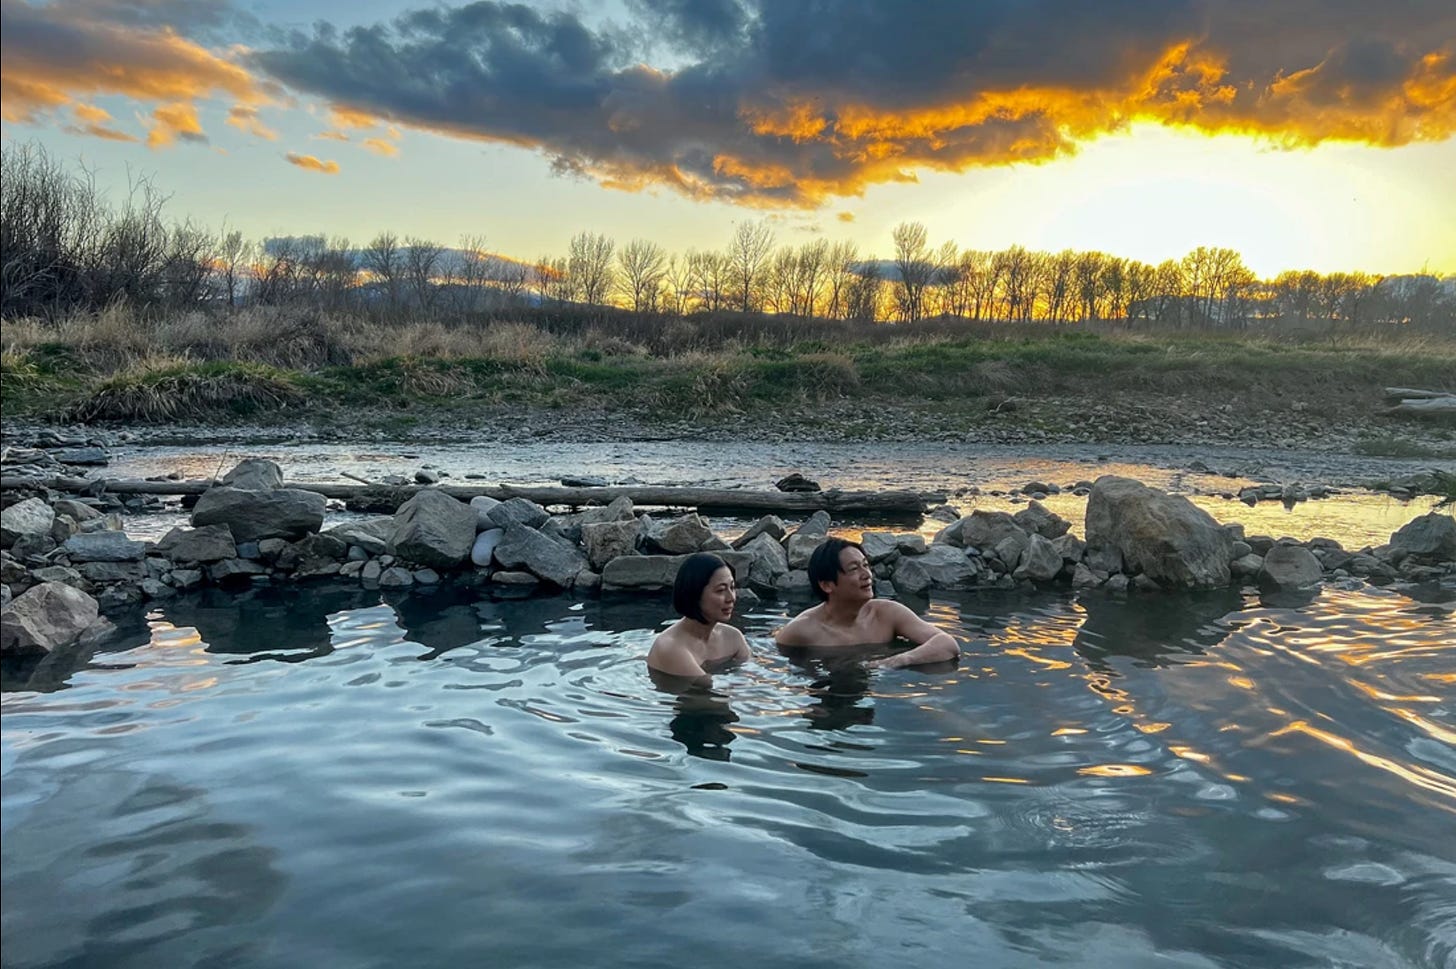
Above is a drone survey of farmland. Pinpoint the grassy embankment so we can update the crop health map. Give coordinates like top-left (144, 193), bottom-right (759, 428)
top-left (2, 305), bottom-right (1454, 450)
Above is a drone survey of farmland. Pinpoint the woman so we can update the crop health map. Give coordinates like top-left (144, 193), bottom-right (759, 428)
top-left (646, 552), bottom-right (751, 679)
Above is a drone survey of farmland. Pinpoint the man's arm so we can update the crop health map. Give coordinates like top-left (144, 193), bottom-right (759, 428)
top-left (771, 615), bottom-right (815, 648)
top-left (870, 601), bottom-right (960, 668)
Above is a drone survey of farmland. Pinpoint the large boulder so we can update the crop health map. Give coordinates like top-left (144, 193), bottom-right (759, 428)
top-left (1013, 534), bottom-right (1064, 582)
top-left (1014, 501), bottom-right (1071, 539)
top-left (192, 486), bottom-right (325, 542)
top-left (493, 523), bottom-right (588, 588)
top-left (323, 517), bottom-right (395, 555)
top-left (732, 515), bottom-right (786, 549)
top-left (892, 546), bottom-right (980, 594)
top-left (582, 519), bottom-right (640, 571)
top-left (577, 496), bottom-right (635, 526)
top-left (469, 495), bottom-right (502, 530)
top-left (220, 457), bottom-right (284, 491)
top-left (936, 510), bottom-right (1026, 550)
top-left (1084, 476), bottom-right (1233, 589)
top-left (1258, 545), bottom-right (1323, 590)
top-left (642, 513), bottom-right (715, 555)
top-left (155, 524), bottom-right (237, 564)
top-left (1, 498), bottom-right (54, 549)
top-left (62, 531), bottom-right (147, 562)
top-left (486, 497), bottom-right (550, 530)
top-left (1, 582), bottom-right (100, 656)
top-left (601, 551), bottom-right (752, 592)
top-left (859, 531), bottom-right (901, 564)
top-left (471, 528), bottom-right (505, 568)
top-left (739, 532), bottom-right (790, 589)
top-left (390, 490), bottom-right (476, 568)
top-left (1389, 513), bottom-right (1456, 562)
top-left (783, 531), bottom-right (825, 570)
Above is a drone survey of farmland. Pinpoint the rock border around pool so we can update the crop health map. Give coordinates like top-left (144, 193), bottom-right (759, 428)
top-left (3, 460), bottom-right (1453, 656)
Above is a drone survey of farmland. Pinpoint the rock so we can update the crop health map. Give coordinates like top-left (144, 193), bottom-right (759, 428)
top-left (155, 524), bottom-right (237, 564)
top-left (1105, 574), bottom-right (1130, 594)
top-left (169, 569), bottom-right (204, 590)
top-left (390, 490), bottom-right (476, 568)
top-left (937, 510), bottom-right (1025, 549)
top-left (643, 513), bottom-right (715, 555)
top-left (581, 519), bottom-right (638, 571)
top-left (790, 510), bottom-right (831, 537)
top-left (52, 499), bottom-right (103, 522)
top-left (577, 496), bottom-right (635, 526)
top-left (1085, 476), bottom-right (1233, 589)
top-left (256, 538), bottom-right (288, 563)
top-left (278, 534), bottom-right (349, 576)
top-left (471, 527), bottom-right (505, 568)
top-left (561, 475), bottom-right (608, 488)
top-left (208, 559), bottom-right (268, 584)
top-left (0, 582), bottom-right (100, 655)
top-left (31, 565), bottom-right (85, 588)
top-left (379, 567), bottom-right (414, 587)
top-left (740, 532), bottom-right (790, 589)
top-left (860, 531), bottom-right (900, 564)
top-left (493, 523), bottom-right (587, 588)
top-left (776, 472), bottom-right (821, 493)
top-left (414, 568), bottom-right (441, 584)
top-left (1050, 534), bottom-right (1086, 562)
top-left (192, 486), bottom-right (326, 541)
top-left (486, 497), bottom-right (550, 530)
top-left (600, 551), bottom-right (752, 592)
top-left (1013, 534), bottom-right (1064, 582)
top-left (893, 546), bottom-right (980, 593)
top-left (324, 517), bottom-right (395, 555)
top-left (360, 560), bottom-right (383, 583)
top-left (926, 504), bottom-right (962, 524)
top-left (991, 534), bottom-right (1028, 573)
top-left (1, 498), bottom-right (54, 548)
top-left (774, 569), bottom-right (811, 594)
top-left (340, 561), bottom-right (365, 577)
top-left (1071, 563), bottom-right (1102, 588)
top-left (63, 531), bottom-right (147, 562)
top-left (220, 457), bottom-right (284, 492)
top-left (1013, 500), bottom-right (1071, 539)
top-left (1389, 513), bottom-right (1456, 562)
top-left (1258, 545), bottom-right (1323, 590)
top-left (141, 578), bottom-right (173, 598)
top-left (414, 468), bottom-right (441, 485)
top-left (469, 495), bottom-right (502, 529)
top-left (491, 571), bottom-right (538, 586)
top-left (784, 531), bottom-right (824, 570)
top-left (576, 570), bottom-right (602, 593)
top-left (54, 446), bottom-right (109, 465)
top-left (1230, 553), bottom-right (1264, 579)
top-left (1132, 574), bottom-right (1162, 593)
top-left (732, 515), bottom-right (786, 549)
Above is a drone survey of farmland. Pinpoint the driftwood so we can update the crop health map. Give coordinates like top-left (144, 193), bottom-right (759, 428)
top-left (1, 475), bottom-right (941, 517)
top-left (1383, 387), bottom-right (1454, 401)
top-left (1382, 387), bottom-right (1456, 418)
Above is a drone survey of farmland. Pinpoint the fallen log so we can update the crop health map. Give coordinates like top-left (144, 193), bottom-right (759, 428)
top-left (1383, 387), bottom-right (1455, 401)
top-left (1, 475), bottom-right (941, 517)
top-left (1389, 397), bottom-right (1456, 416)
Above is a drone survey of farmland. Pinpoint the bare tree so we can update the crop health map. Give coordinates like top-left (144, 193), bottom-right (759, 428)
top-left (217, 228), bottom-right (251, 307)
top-left (566, 231), bottom-right (616, 307)
top-left (362, 232), bottom-right (404, 312)
top-left (663, 254), bottom-right (694, 315)
top-left (727, 220), bottom-right (774, 313)
top-left (617, 238), bottom-right (667, 312)
top-left (403, 236), bottom-right (445, 313)
top-left (824, 240), bottom-right (859, 320)
top-left (845, 262), bottom-right (883, 322)
top-left (891, 221), bottom-right (933, 322)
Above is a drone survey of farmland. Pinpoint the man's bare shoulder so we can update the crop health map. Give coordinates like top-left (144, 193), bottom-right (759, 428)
top-left (773, 606), bottom-right (826, 646)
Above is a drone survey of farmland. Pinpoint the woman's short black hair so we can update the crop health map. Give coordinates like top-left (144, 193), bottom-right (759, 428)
top-left (673, 552), bottom-right (734, 622)
top-left (807, 537), bottom-right (861, 601)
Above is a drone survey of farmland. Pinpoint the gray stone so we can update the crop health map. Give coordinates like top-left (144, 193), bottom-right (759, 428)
top-left (1132, 574), bottom-right (1162, 593)
top-left (642, 513), bottom-right (715, 555)
top-left (732, 515), bottom-right (786, 549)
top-left (379, 567), bottom-right (414, 587)
top-left (471, 528), bottom-right (505, 568)
top-left (1105, 574), bottom-right (1130, 594)
top-left (1258, 545), bottom-right (1323, 590)
top-left (577, 496), bottom-right (635, 527)
top-left (278, 534), bottom-right (349, 576)
top-left (257, 538), bottom-right (288, 563)
top-left (740, 532), bottom-right (790, 589)
top-left (784, 531), bottom-right (824, 570)
top-left (1389, 513), bottom-right (1456, 562)
top-left (1014, 500), bottom-right (1071, 539)
top-left (141, 578), bottom-right (174, 598)
top-left (860, 531), bottom-right (900, 564)
top-left (469, 495), bottom-right (502, 529)
top-left (895, 534), bottom-right (928, 556)
top-left (324, 517), bottom-right (395, 555)
top-left (360, 560), bottom-right (383, 582)
top-left (790, 510), bottom-right (831, 538)
top-left (1, 498), bottom-right (54, 548)
top-left (347, 545), bottom-right (369, 562)
top-left (774, 569), bottom-right (811, 594)
top-left (1050, 534), bottom-right (1086, 562)
top-left (894, 545), bottom-right (980, 593)
top-left (601, 551), bottom-right (752, 592)
top-left (582, 519), bottom-right (638, 571)
top-left (992, 534), bottom-right (1028, 573)
top-left (208, 559), bottom-right (268, 583)
top-left (54, 446), bottom-right (109, 465)
top-left (31, 565), bottom-right (85, 588)
top-left (491, 571), bottom-right (539, 585)
top-left (155, 524), bottom-right (237, 564)
top-left (936, 510), bottom-right (1026, 549)
top-left (63, 531), bottom-right (147, 563)
top-left (576, 570), bottom-right (602, 593)
top-left (486, 497), bottom-right (550, 530)
top-left (494, 523), bottom-right (587, 588)
top-left (1230, 553), bottom-right (1264, 579)
top-left (414, 568), bottom-right (441, 584)
top-left (0, 582), bottom-right (100, 656)
top-left (0, 552), bottom-right (26, 585)
top-left (390, 490), bottom-right (476, 568)
top-left (192, 486), bottom-right (325, 542)
top-left (220, 457), bottom-right (284, 491)
top-left (1071, 563), bottom-right (1102, 588)
top-left (169, 569), bottom-right (204, 590)
top-left (52, 499), bottom-right (103, 522)
top-left (1014, 534), bottom-right (1064, 582)
top-left (1085, 475), bottom-right (1233, 589)
top-left (48, 516), bottom-right (78, 544)
top-left (414, 468), bottom-right (441, 485)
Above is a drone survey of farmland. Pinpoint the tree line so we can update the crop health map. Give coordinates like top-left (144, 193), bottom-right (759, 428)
top-left (3, 143), bottom-right (1452, 331)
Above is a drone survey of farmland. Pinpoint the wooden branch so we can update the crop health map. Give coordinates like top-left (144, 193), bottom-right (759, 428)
top-left (1, 475), bottom-right (940, 516)
top-left (1383, 387), bottom-right (1455, 401)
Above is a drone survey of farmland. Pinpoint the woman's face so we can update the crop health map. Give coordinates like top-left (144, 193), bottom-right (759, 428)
top-left (698, 566), bottom-right (737, 623)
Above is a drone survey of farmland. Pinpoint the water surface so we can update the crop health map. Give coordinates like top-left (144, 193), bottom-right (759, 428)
top-left (3, 580), bottom-right (1453, 968)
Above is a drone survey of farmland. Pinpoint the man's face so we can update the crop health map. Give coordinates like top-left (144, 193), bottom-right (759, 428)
top-left (827, 546), bottom-right (874, 602)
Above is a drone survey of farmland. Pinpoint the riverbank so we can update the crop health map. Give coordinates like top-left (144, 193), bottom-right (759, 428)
top-left (4, 313), bottom-right (1454, 456)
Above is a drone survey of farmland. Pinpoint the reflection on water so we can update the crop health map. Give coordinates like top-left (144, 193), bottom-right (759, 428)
top-left (3, 578), bottom-right (1454, 969)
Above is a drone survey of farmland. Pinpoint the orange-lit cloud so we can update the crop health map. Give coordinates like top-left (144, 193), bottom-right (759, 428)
top-left (1, 0), bottom-right (272, 144)
top-left (285, 151), bottom-right (339, 174)
top-left (248, 1), bottom-right (1456, 207)
top-left (361, 137), bottom-right (398, 157)
top-left (226, 104), bottom-right (276, 140)
top-left (63, 102), bottom-right (138, 142)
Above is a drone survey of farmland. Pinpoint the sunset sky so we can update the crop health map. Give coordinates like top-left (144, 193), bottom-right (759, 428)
top-left (2, 0), bottom-right (1453, 277)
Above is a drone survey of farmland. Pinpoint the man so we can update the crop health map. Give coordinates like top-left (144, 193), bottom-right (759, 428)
top-left (773, 537), bottom-right (960, 669)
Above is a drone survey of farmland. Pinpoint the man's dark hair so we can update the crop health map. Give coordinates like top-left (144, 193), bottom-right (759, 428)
top-left (673, 552), bottom-right (734, 622)
top-left (807, 537), bottom-right (862, 601)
